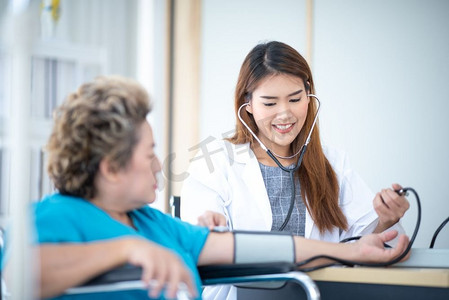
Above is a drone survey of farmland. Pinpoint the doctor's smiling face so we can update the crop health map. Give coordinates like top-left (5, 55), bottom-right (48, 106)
top-left (246, 73), bottom-right (309, 157)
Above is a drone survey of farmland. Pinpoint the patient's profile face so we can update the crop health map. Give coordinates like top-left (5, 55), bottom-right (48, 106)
top-left (118, 121), bottom-right (161, 208)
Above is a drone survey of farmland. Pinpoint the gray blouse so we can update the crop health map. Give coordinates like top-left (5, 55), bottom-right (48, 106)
top-left (258, 162), bottom-right (306, 236)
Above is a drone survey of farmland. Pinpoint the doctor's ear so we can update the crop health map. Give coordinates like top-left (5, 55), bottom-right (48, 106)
top-left (245, 103), bottom-right (253, 114)
top-left (244, 93), bottom-right (253, 114)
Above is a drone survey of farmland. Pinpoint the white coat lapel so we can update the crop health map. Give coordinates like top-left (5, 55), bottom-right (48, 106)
top-left (305, 208), bottom-right (314, 238)
top-left (238, 145), bottom-right (273, 230)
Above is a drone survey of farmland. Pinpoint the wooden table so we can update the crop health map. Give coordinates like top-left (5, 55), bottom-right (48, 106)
top-left (238, 266), bottom-right (449, 299)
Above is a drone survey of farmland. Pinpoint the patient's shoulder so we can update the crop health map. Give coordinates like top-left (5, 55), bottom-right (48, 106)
top-left (34, 193), bottom-right (94, 217)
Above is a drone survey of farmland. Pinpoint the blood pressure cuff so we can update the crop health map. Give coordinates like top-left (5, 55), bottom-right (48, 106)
top-left (233, 230), bottom-right (296, 264)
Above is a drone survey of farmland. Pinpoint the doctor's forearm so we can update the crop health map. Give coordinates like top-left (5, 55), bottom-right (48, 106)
top-left (373, 222), bottom-right (388, 233)
top-left (373, 219), bottom-right (398, 233)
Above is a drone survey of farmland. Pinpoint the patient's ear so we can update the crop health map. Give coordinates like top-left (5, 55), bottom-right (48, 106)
top-left (98, 158), bottom-right (120, 182)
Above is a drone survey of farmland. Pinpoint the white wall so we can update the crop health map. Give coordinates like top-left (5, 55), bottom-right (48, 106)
top-left (314, 0), bottom-right (449, 248)
top-left (57, 0), bottom-right (138, 77)
top-left (199, 0), bottom-right (449, 248)
top-left (200, 0), bottom-right (307, 142)
top-left (145, 0), bottom-right (169, 210)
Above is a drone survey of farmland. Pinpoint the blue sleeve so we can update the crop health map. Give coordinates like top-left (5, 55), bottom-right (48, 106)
top-left (171, 216), bottom-right (210, 263)
top-left (150, 209), bottom-right (210, 263)
top-left (33, 201), bottom-right (84, 243)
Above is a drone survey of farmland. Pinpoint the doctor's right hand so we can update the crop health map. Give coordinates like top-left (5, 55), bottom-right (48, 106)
top-left (197, 210), bottom-right (227, 230)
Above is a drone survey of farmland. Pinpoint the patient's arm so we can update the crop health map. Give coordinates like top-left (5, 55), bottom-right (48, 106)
top-left (38, 238), bottom-right (196, 299)
top-left (197, 230), bottom-right (409, 267)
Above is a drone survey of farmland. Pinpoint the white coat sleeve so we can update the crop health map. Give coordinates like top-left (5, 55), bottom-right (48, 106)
top-left (180, 147), bottom-right (231, 226)
top-left (337, 151), bottom-right (406, 243)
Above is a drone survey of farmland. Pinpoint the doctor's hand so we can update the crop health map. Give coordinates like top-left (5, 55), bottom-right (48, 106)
top-left (373, 183), bottom-right (410, 233)
top-left (197, 210), bottom-right (227, 230)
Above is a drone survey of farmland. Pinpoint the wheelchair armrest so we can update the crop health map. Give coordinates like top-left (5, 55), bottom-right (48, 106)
top-left (82, 264), bottom-right (143, 286)
top-left (70, 262), bottom-right (320, 300)
top-left (82, 261), bottom-right (295, 285)
top-left (198, 261), bottom-right (296, 280)
top-left (199, 262), bottom-right (320, 300)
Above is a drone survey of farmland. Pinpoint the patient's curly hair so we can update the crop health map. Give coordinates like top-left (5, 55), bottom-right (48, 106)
top-left (46, 76), bottom-right (151, 199)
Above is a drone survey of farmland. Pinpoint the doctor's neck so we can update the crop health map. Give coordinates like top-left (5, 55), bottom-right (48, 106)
top-left (251, 142), bottom-right (298, 167)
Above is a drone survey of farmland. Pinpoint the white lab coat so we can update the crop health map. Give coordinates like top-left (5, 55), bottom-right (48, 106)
top-left (181, 140), bottom-right (404, 300)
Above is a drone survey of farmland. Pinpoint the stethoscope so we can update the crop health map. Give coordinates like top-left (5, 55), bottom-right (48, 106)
top-left (237, 94), bottom-right (321, 231)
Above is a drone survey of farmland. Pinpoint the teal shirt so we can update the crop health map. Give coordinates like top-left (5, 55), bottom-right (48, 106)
top-left (34, 193), bottom-right (210, 299)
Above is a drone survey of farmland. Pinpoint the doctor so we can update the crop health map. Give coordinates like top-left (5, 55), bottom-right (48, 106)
top-left (181, 41), bottom-right (410, 299)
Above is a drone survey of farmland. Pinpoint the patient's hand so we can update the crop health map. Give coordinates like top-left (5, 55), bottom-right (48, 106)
top-left (125, 239), bottom-right (197, 299)
top-left (197, 210), bottom-right (226, 229)
top-left (37, 239), bottom-right (197, 299)
top-left (354, 230), bottom-right (410, 263)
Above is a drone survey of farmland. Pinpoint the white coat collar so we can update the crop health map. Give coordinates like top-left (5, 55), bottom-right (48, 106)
top-left (225, 141), bottom-right (253, 164)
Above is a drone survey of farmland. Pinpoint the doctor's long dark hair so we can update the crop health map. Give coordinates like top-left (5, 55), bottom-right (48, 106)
top-left (227, 41), bottom-right (348, 233)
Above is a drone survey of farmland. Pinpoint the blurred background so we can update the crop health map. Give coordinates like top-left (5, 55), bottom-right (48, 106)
top-left (0, 0), bottom-right (448, 296)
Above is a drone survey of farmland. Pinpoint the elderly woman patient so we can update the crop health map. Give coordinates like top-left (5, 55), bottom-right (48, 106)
top-left (34, 76), bottom-right (409, 299)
